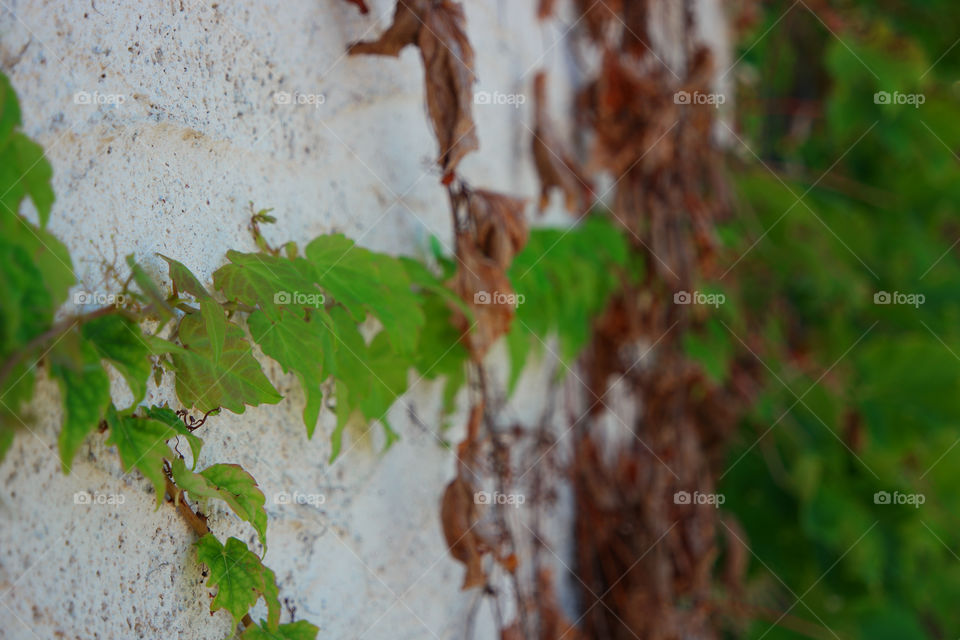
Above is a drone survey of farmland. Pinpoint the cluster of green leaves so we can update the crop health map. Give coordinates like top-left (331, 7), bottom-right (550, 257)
top-left (505, 215), bottom-right (633, 391)
top-left (719, 5), bottom-right (960, 638)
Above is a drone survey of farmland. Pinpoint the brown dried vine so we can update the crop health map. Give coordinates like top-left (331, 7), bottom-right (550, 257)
top-left (567, 2), bottom-right (763, 639)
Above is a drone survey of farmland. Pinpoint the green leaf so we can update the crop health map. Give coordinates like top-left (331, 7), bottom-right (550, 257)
top-left (81, 314), bottom-right (151, 407)
top-left (171, 458), bottom-right (268, 550)
top-left (0, 424), bottom-right (13, 463)
top-left (18, 226), bottom-right (73, 308)
top-left (242, 620), bottom-right (319, 640)
top-left (200, 300), bottom-right (227, 365)
top-left (304, 234), bottom-right (424, 353)
top-left (50, 334), bottom-right (111, 474)
top-left (159, 254), bottom-right (211, 300)
top-left (0, 236), bottom-right (54, 347)
top-left (0, 361), bottom-right (34, 464)
top-left (168, 313), bottom-right (282, 413)
top-left (8, 133), bottom-right (54, 227)
top-left (104, 406), bottom-right (177, 506)
top-left (247, 308), bottom-right (334, 437)
top-left (327, 306), bottom-right (370, 461)
top-left (194, 534), bottom-right (281, 628)
top-left (213, 251), bottom-right (318, 320)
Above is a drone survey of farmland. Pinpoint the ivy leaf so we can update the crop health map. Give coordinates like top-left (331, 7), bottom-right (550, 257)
top-left (144, 405), bottom-right (204, 469)
top-left (327, 306), bottom-right (371, 461)
top-left (171, 458), bottom-right (268, 551)
top-left (0, 236), bottom-right (54, 346)
top-left (213, 251), bottom-right (317, 320)
top-left (104, 406), bottom-right (177, 506)
top-left (81, 314), bottom-right (151, 407)
top-left (21, 227), bottom-right (74, 308)
top-left (361, 332), bottom-right (409, 423)
top-left (194, 534), bottom-right (281, 628)
top-left (0, 361), bottom-right (34, 464)
top-left (0, 425), bottom-right (13, 463)
top-left (242, 620), bottom-right (319, 640)
top-left (1, 133), bottom-right (54, 227)
top-left (304, 234), bottom-right (424, 353)
top-left (200, 300), bottom-right (227, 365)
top-left (159, 253), bottom-right (211, 300)
top-left (247, 308), bottom-right (334, 437)
top-left (168, 313), bottom-right (282, 413)
top-left (50, 334), bottom-right (112, 474)
top-left (411, 284), bottom-right (469, 414)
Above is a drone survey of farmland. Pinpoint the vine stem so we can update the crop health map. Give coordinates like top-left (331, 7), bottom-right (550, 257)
top-left (164, 475), bottom-right (256, 630)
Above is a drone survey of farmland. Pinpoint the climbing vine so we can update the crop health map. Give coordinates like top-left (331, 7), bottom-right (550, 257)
top-left (0, 36), bottom-right (628, 633)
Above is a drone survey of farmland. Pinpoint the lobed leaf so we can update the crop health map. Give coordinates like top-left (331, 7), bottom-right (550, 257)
top-left (242, 620), bottom-right (320, 640)
top-left (50, 334), bottom-right (112, 474)
top-left (171, 458), bottom-right (268, 550)
top-left (167, 313), bottom-right (282, 414)
top-left (194, 534), bottom-right (281, 628)
top-left (82, 314), bottom-right (151, 407)
top-left (104, 406), bottom-right (177, 506)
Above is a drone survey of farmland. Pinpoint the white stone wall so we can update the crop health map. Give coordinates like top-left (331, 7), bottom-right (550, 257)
top-left (0, 1), bottom-right (728, 638)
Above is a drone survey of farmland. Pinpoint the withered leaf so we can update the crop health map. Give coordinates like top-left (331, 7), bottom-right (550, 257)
top-left (348, 0), bottom-right (478, 174)
top-left (440, 475), bottom-right (486, 590)
top-left (468, 189), bottom-right (528, 270)
top-left (532, 72), bottom-right (592, 214)
top-left (450, 233), bottom-right (516, 361)
top-left (449, 189), bottom-right (528, 360)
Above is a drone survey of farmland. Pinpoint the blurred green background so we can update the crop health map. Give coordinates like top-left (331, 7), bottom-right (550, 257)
top-left (717, 1), bottom-right (960, 637)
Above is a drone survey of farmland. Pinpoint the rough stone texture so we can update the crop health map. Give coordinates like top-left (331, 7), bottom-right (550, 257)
top-left (0, 1), bottom-right (728, 638)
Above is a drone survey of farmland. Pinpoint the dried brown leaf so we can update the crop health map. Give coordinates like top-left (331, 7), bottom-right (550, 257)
top-left (440, 475), bottom-right (486, 590)
top-left (450, 233), bottom-right (516, 360)
top-left (348, 0), bottom-right (478, 173)
top-left (468, 189), bottom-right (528, 270)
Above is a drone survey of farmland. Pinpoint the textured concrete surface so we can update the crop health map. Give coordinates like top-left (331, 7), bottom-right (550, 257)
top-left (0, 1), bottom-right (728, 638)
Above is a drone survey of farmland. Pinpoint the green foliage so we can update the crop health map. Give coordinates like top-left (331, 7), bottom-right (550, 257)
top-left (722, 5), bottom-right (960, 637)
top-left (242, 620), bottom-right (320, 640)
top-left (195, 534), bottom-right (281, 628)
top-left (247, 308), bottom-right (333, 438)
top-left (506, 215), bottom-right (631, 391)
top-left (171, 459), bottom-right (268, 551)
top-left (304, 234), bottom-right (425, 353)
top-left (50, 335), bottom-right (112, 474)
top-left (0, 70), bottom-right (72, 452)
top-left (104, 406), bottom-right (180, 507)
top-left (145, 404), bottom-right (203, 467)
top-left (81, 314), bottom-right (152, 407)
top-left (157, 313), bottom-right (283, 414)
